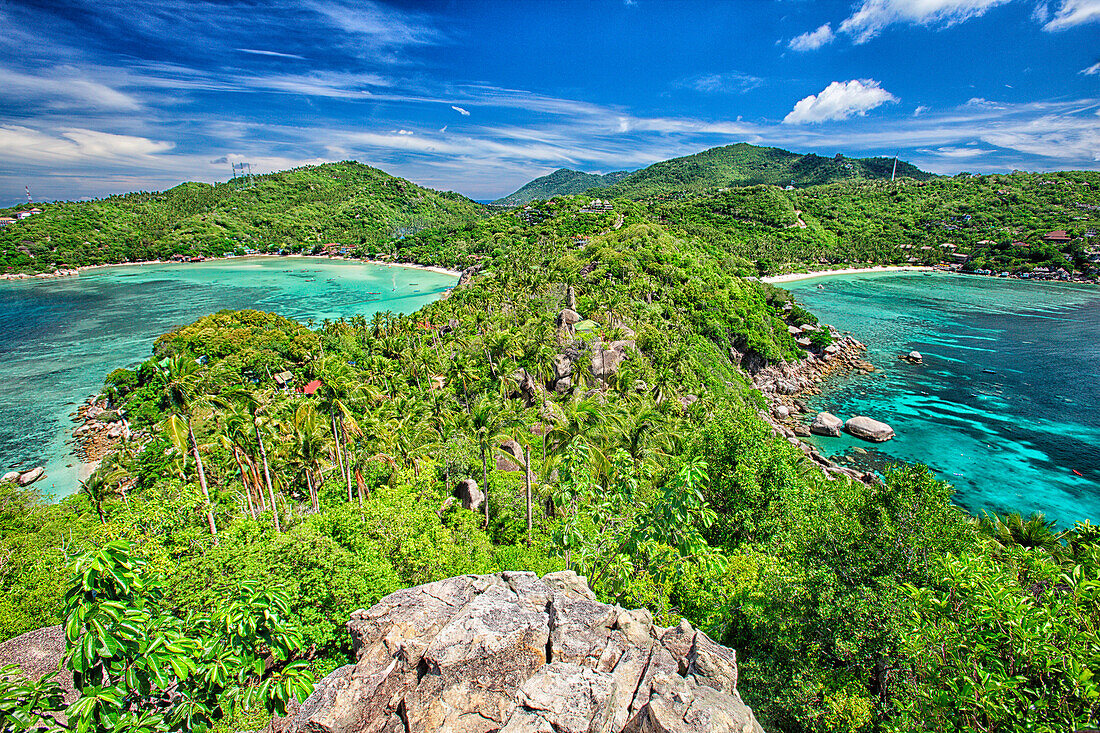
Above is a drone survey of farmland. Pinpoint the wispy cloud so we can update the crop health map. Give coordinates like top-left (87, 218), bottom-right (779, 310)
top-left (451, 105), bottom-right (471, 116)
top-left (1043, 0), bottom-right (1100, 29)
top-left (0, 126), bottom-right (173, 164)
top-left (914, 105), bottom-right (930, 116)
top-left (236, 48), bottom-right (306, 60)
top-left (676, 71), bottom-right (763, 94)
top-left (783, 80), bottom-right (898, 124)
top-left (839, 0), bottom-right (1012, 43)
top-left (0, 67), bottom-right (141, 111)
top-left (788, 23), bottom-right (835, 51)
top-left (1082, 61), bottom-right (1100, 75)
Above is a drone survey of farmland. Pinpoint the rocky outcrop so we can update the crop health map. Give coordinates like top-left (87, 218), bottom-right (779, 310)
top-left (809, 412), bottom-right (843, 437)
top-left (496, 439), bottom-right (524, 472)
top-left (456, 264), bottom-right (483, 288)
top-left (16, 467), bottom-right (45, 486)
top-left (905, 351), bottom-right (923, 364)
top-left (284, 572), bottom-right (764, 733)
top-left (72, 395), bottom-right (130, 464)
top-left (0, 625), bottom-right (77, 722)
top-left (455, 478), bottom-right (484, 512)
top-left (557, 309), bottom-right (582, 329)
top-left (844, 416), bottom-right (895, 443)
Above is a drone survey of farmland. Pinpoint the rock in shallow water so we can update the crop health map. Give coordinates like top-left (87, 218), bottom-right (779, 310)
top-left (17, 467), bottom-right (45, 485)
top-left (809, 412), bottom-right (843, 437)
top-left (283, 571), bottom-right (765, 733)
top-left (844, 416), bottom-right (895, 442)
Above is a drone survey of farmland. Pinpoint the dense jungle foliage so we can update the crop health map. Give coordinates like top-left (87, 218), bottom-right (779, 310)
top-left (0, 162), bottom-right (483, 274)
top-left (4, 148), bottom-right (1098, 280)
top-left (596, 143), bottom-right (932, 200)
top-left (653, 170), bottom-right (1100, 275)
top-left (2, 200), bottom-right (1098, 732)
top-left (492, 167), bottom-right (632, 206)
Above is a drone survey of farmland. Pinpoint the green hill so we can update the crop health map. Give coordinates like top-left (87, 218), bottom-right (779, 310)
top-left (0, 161), bottom-right (485, 274)
top-left (492, 168), bottom-right (632, 206)
top-left (598, 143), bottom-right (933, 200)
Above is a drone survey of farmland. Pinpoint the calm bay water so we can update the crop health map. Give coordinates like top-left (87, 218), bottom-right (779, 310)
top-left (785, 272), bottom-right (1100, 527)
top-left (0, 257), bottom-right (456, 498)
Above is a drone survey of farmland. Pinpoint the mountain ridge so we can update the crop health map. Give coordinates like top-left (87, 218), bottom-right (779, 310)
top-left (492, 168), bottom-right (632, 206)
top-left (492, 143), bottom-right (933, 205)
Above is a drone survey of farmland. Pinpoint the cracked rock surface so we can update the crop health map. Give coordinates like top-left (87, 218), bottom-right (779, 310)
top-left (285, 571), bottom-right (764, 733)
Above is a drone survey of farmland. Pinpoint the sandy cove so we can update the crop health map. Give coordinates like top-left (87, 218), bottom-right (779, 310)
top-left (0, 254), bottom-right (463, 281)
top-left (762, 265), bottom-right (935, 284)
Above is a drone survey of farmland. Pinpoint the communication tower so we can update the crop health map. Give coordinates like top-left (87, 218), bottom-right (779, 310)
top-left (230, 162), bottom-right (255, 189)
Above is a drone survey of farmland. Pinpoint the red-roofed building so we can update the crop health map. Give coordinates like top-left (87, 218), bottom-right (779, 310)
top-left (1043, 230), bottom-right (1071, 244)
top-left (302, 379), bottom-right (322, 395)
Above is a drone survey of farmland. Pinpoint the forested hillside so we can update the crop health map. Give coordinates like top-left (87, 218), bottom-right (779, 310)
top-left (4, 192), bottom-right (1099, 732)
top-left (597, 143), bottom-right (933, 200)
top-left (493, 167), bottom-right (632, 206)
top-left (0, 162), bottom-right (485, 274)
top-left (645, 170), bottom-right (1100, 276)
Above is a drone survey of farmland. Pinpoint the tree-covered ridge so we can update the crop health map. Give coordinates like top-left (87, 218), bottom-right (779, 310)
top-left (3, 210), bottom-right (1099, 732)
top-left (649, 170), bottom-right (1100, 276)
top-left (0, 162), bottom-right (485, 274)
top-left (597, 143), bottom-right (933, 201)
top-left (492, 168), bottom-right (633, 206)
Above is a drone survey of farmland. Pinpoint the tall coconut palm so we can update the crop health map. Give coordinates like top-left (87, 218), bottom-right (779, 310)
top-left (468, 395), bottom-right (508, 527)
top-left (157, 355), bottom-right (217, 543)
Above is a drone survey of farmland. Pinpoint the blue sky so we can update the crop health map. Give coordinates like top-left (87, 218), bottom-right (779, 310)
top-left (1, 0), bottom-right (1098, 203)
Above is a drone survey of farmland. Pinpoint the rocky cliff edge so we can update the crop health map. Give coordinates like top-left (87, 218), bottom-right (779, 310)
top-left (285, 570), bottom-right (764, 733)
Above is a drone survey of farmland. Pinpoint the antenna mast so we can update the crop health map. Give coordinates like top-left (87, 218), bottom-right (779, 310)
top-left (25, 185), bottom-right (31, 204)
top-left (890, 154), bottom-right (899, 182)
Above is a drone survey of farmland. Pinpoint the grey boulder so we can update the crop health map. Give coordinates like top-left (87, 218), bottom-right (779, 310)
top-left (809, 412), bottom-right (843, 437)
top-left (17, 467), bottom-right (44, 486)
top-left (844, 416), bottom-right (895, 442)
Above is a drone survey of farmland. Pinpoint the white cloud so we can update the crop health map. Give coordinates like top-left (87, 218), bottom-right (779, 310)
top-left (783, 79), bottom-right (898, 124)
top-left (236, 48), bottom-right (306, 60)
top-left (0, 126), bottom-right (173, 164)
top-left (302, 0), bottom-right (443, 48)
top-left (789, 23), bottom-right (835, 51)
top-left (917, 145), bottom-right (994, 157)
top-left (0, 67), bottom-right (141, 111)
top-left (451, 105), bottom-right (471, 116)
top-left (397, 129), bottom-right (413, 135)
top-left (1044, 0), bottom-right (1100, 29)
top-left (965, 97), bottom-right (1002, 108)
top-left (914, 105), bottom-right (930, 116)
top-left (839, 0), bottom-right (1011, 42)
top-left (1082, 61), bottom-right (1100, 74)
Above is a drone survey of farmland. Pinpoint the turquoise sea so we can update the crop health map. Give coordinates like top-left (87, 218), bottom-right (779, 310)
top-left (0, 257), bottom-right (456, 498)
top-left (785, 272), bottom-right (1100, 527)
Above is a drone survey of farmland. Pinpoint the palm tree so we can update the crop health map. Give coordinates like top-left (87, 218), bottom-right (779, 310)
top-left (80, 469), bottom-right (116, 524)
top-left (157, 356), bottom-right (217, 543)
top-left (979, 511), bottom-right (1065, 554)
top-left (500, 403), bottom-right (538, 544)
top-left (468, 395), bottom-right (508, 527)
top-left (283, 401), bottom-right (329, 512)
top-left (226, 387), bottom-right (282, 532)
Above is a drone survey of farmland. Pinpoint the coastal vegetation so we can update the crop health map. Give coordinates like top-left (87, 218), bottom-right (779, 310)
top-left (2, 148), bottom-right (1100, 731)
top-left (0, 162), bottom-right (483, 275)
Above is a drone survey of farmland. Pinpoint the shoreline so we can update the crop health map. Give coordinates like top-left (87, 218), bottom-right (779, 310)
top-left (0, 254), bottom-right (463, 281)
top-left (762, 265), bottom-right (935, 284)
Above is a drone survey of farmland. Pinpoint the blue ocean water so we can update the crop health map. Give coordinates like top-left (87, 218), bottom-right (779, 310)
top-left (0, 257), bottom-right (456, 498)
top-left (785, 272), bottom-right (1100, 527)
